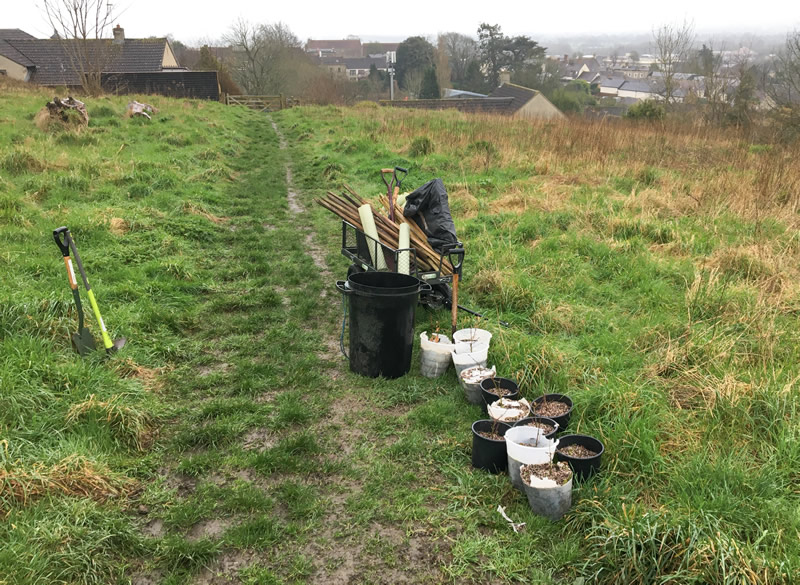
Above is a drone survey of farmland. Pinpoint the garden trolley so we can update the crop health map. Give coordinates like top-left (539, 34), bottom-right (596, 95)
top-left (339, 219), bottom-right (468, 312)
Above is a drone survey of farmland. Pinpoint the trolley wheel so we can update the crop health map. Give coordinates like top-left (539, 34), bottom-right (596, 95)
top-left (420, 283), bottom-right (452, 310)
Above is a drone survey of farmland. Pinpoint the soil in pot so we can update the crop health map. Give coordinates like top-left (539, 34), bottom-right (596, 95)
top-left (487, 397), bottom-right (531, 423)
top-left (480, 377), bottom-right (520, 412)
top-left (520, 461), bottom-right (573, 521)
top-left (471, 420), bottom-right (511, 474)
top-left (531, 394), bottom-right (573, 430)
top-left (513, 416), bottom-right (558, 439)
top-left (554, 434), bottom-right (604, 480)
top-left (558, 444), bottom-right (598, 458)
top-left (460, 366), bottom-right (496, 405)
top-left (477, 430), bottom-right (505, 441)
top-left (520, 462), bottom-right (572, 486)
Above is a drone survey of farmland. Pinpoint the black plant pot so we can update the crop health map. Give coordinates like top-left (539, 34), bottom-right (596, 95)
top-left (512, 416), bottom-right (559, 439)
top-left (554, 434), bottom-right (604, 480)
top-left (479, 377), bottom-right (520, 413)
top-left (530, 394), bottom-right (573, 430)
top-left (471, 420), bottom-right (511, 473)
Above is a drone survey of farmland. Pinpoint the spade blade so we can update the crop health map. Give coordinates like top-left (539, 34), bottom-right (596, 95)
top-left (72, 327), bottom-right (97, 356)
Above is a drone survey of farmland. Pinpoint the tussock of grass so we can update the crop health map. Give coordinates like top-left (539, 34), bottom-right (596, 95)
top-left (181, 200), bottom-right (229, 224)
top-left (0, 452), bottom-right (133, 508)
top-left (66, 394), bottom-right (153, 450)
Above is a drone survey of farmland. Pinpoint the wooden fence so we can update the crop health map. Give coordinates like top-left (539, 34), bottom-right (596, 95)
top-left (224, 94), bottom-right (298, 111)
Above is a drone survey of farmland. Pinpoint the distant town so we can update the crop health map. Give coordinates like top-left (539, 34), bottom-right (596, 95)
top-left (2, 21), bottom-right (798, 124)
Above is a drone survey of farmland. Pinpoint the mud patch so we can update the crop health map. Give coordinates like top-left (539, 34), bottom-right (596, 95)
top-left (162, 468), bottom-right (197, 497)
top-left (188, 518), bottom-right (233, 542)
top-left (131, 570), bottom-right (164, 585)
top-left (242, 428), bottom-right (277, 452)
top-left (193, 550), bottom-right (255, 585)
top-left (142, 518), bottom-right (164, 538)
top-left (198, 362), bottom-right (231, 377)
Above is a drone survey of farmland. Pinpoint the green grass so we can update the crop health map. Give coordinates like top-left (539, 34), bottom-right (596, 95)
top-left (272, 104), bottom-right (800, 584)
top-left (3, 81), bottom-right (800, 584)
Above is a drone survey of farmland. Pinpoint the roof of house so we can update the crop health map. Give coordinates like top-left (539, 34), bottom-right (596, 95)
top-left (487, 83), bottom-right (540, 113)
top-left (0, 39), bottom-right (34, 66)
top-left (598, 76), bottom-right (626, 89)
top-left (364, 42), bottom-right (399, 52)
top-left (382, 97), bottom-right (516, 115)
top-left (0, 29), bottom-right (35, 40)
top-left (577, 71), bottom-right (600, 83)
top-left (306, 39), bottom-right (362, 52)
top-left (444, 88), bottom-right (488, 98)
top-left (619, 80), bottom-right (652, 93)
top-left (2, 38), bottom-right (169, 85)
top-left (343, 57), bottom-right (387, 70)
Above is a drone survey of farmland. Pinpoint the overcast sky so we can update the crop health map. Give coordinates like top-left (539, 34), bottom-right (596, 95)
top-left (11, 1), bottom-right (799, 46)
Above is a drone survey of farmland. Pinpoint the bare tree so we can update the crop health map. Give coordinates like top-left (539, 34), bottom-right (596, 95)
top-left (769, 30), bottom-right (800, 134)
top-left (435, 35), bottom-right (450, 91)
top-left (700, 42), bottom-right (732, 124)
top-left (440, 32), bottom-right (478, 85)
top-left (41, 0), bottom-right (120, 94)
top-left (403, 68), bottom-right (424, 99)
top-left (653, 19), bottom-right (695, 107)
top-left (224, 19), bottom-right (306, 95)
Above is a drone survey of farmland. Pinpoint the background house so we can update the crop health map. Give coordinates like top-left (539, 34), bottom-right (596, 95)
top-left (305, 39), bottom-right (363, 58)
top-left (383, 82), bottom-right (565, 121)
top-left (0, 26), bottom-right (220, 99)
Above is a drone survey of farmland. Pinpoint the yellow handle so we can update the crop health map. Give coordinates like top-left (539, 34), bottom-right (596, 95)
top-left (87, 289), bottom-right (113, 349)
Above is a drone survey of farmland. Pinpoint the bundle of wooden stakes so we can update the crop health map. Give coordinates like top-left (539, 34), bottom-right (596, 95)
top-left (315, 185), bottom-right (454, 276)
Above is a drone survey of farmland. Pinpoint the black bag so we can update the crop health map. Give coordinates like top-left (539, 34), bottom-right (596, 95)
top-left (403, 178), bottom-right (458, 254)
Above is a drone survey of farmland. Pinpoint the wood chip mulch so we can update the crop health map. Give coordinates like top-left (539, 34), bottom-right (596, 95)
top-left (486, 387), bottom-right (512, 397)
top-left (524, 421), bottom-right (555, 434)
top-left (533, 400), bottom-right (570, 418)
top-left (520, 461), bottom-right (572, 486)
top-left (557, 444), bottom-right (598, 458)
top-left (477, 430), bottom-right (506, 441)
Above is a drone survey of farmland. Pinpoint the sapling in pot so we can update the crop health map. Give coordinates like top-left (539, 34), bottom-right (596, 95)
top-left (471, 419), bottom-right (511, 473)
top-left (520, 460), bottom-right (573, 521)
top-left (531, 393), bottom-right (573, 430)
top-left (554, 434), bottom-right (604, 480)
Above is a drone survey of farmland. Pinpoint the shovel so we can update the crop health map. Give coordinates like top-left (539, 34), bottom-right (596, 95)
top-left (53, 227), bottom-right (97, 356)
top-left (448, 246), bottom-right (465, 336)
top-left (381, 168), bottom-right (396, 221)
top-left (59, 227), bottom-right (126, 354)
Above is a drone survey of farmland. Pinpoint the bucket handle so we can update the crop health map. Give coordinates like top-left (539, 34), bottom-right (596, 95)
top-left (337, 281), bottom-right (350, 359)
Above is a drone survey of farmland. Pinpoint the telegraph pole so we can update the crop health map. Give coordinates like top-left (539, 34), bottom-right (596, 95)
top-left (388, 51), bottom-right (395, 100)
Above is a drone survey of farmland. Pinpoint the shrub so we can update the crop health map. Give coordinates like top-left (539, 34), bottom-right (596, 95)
top-left (626, 100), bottom-right (665, 120)
top-left (409, 136), bottom-right (434, 156)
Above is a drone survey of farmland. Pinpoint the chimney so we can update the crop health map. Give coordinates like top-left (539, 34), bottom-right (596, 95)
top-left (499, 71), bottom-right (511, 85)
top-left (112, 24), bottom-right (124, 44)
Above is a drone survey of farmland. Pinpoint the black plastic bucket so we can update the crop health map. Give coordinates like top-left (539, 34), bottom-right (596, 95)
top-left (480, 377), bottom-right (520, 413)
top-left (471, 420), bottom-right (511, 473)
top-left (554, 434), bottom-right (604, 480)
top-left (336, 272), bottom-right (429, 379)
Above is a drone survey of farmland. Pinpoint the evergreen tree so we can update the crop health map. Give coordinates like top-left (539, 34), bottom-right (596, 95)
top-left (419, 67), bottom-right (441, 99)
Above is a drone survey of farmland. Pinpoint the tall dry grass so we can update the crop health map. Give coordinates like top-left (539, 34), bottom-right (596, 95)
top-left (349, 108), bottom-right (800, 228)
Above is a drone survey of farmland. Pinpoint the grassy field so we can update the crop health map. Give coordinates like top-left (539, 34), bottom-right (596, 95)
top-left (1, 78), bottom-right (799, 585)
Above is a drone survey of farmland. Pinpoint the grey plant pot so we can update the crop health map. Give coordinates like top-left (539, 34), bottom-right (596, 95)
top-left (522, 476), bottom-right (572, 521)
